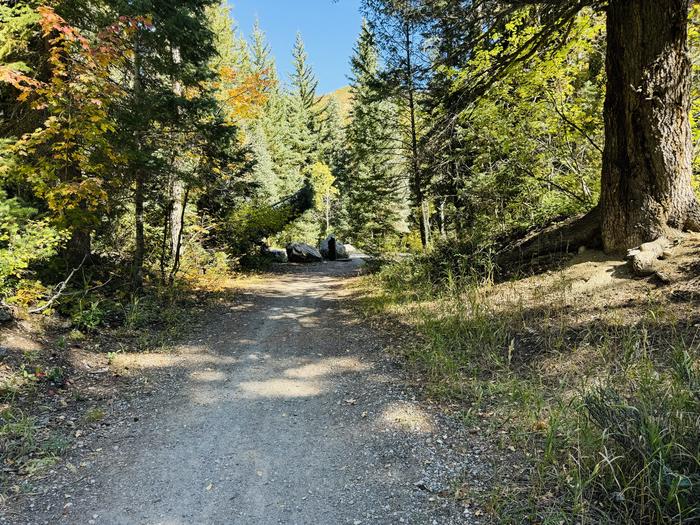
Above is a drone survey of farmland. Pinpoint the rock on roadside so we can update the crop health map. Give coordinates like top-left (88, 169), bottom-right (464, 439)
top-left (320, 236), bottom-right (349, 260)
top-left (266, 248), bottom-right (288, 263)
top-left (286, 243), bottom-right (323, 263)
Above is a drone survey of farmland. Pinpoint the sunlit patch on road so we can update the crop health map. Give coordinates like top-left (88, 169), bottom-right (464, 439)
top-left (379, 402), bottom-right (435, 434)
top-left (238, 377), bottom-right (323, 398)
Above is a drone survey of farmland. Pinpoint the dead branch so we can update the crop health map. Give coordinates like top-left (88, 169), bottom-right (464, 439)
top-left (29, 255), bottom-right (87, 314)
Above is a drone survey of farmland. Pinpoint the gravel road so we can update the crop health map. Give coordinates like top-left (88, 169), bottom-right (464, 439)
top-left (8, 259), bottom-right (477, 525)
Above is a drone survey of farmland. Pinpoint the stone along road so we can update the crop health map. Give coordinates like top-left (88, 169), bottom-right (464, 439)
top-left (10, 259), bottom-right (477, 525)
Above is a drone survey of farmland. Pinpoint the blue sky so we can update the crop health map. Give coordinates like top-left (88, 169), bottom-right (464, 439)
top-left (226, 0), bottom-right (363, 94)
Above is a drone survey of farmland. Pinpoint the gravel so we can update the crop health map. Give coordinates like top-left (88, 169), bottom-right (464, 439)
top-left (5, 259), bottom-right (482, 525)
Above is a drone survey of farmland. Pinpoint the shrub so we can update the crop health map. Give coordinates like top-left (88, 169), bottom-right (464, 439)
top-left (0, 190), bottom-right (64, 298)
top-left (223, 201), bottom-right (291, 257)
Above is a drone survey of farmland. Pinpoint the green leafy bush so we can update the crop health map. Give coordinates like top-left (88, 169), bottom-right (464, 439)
top-left (224, 201), bottom-right (291, 257)
top-left (0, 190), bottom-right (64, 298)
top-left (70, 299), bottom-right (108, 331)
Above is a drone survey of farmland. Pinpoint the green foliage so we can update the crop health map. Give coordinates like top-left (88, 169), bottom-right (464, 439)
top-left (290, 32), bottom-right (324, 135)
top-left (83, 407), bottom-right (106, 423)
top-left (427, 8), bottom-right (604, 242)
top-left (342, 21), bottom-right (406, 252)
top-left (70, 299), bottom-right (108, 332)
top-left (0, 408), bottom-right (69, 479)
top-left (0, 191), bottom-right (64, 295)
top-left (3, 7), bottom-right (135, 240)
top-left (224, 201), bottom-right (291, 256)
top-left (0, 1), bottom-right (39, 73)
top-left (690, 5), bottom-right (700, 184)
top-left (582, 374), bottom-right (700, 523)
top-left (308, 161), bottom-right (338, 235)
top-left (273, 210), bottom-right (322, 247)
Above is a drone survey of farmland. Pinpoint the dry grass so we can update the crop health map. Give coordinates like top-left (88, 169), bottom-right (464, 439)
top-left (357, 234), bottom-right (700, 524)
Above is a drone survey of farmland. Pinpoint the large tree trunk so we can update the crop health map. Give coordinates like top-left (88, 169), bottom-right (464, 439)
top-left (600, 0), bottom-right (700, 252)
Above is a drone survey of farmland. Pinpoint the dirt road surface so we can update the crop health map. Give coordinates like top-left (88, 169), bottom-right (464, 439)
top-left (7, 259), bottom-right (476, 525)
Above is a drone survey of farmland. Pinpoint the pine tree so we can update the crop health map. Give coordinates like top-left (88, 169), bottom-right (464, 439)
top-left (255, 92), bottom-right (287, 203)
top-left (277, 91), bottom-right (314, 197)
top-left (248, 123), bottom-right (277, 201)
top-left (208, 1), bottom-right (249, 75)
top-left (363, 0), bottom-right (431, 247)
top-left (238, 17), bottom-right (281, 203)
top-left (319, 97), bottom-right (347, 176)
top-left (249, 18), bottom-right (277, 89)
top-left (105, 0), bottom-right (225, 287)
top-left (291, 33), bottom-right (319, 116)
top-left (290, 32), bottom-right (328, 149)
top-left (343, 21), bottom-right (405, 250)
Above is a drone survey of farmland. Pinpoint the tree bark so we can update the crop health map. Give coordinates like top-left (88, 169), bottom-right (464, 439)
top-left (169, 177), bottom-right (185, 262)
top-left (600, 0), bottom-right (700, 252)
top-left (168, 187), bottom-right (189, 285)
top-left (131, 45), bottom-right (145, 290)
top-left (66, 227), bottom-right (91, 268)
top-left (438, 197), bottom-right (447, 239)
top-left (132, 168), bottom-right (145, 290)
top-left (420, 198), bottom-right (431, 247)
top-left (64, 164), bottom-right (92, 267)
top-left (168, 46), bottom-right (186, 277)
top-left (403, 19), bottom-right (429, 249)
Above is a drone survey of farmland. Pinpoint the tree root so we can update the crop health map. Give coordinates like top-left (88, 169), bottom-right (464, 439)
top-left (626, 237), bottom-right (673, 277)
top-left (492, 204), bottom-right (691, 281)
top-left (496, 206), bottom-right (601, 269)
top-left (685, 200), bottom-right (700, 233)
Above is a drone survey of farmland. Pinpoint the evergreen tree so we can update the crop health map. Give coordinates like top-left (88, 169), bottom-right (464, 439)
top-left (105, 0), bottom-right (230, 287)
top-left (247, 123), bottom-right (277, 201)
top-left (363, 0), bottom-right (431, 247)
top-left (249, 18), bottom-right (277, 89)
top-left (240, 17), bottom-right (280, 203)
top-left (319, 97), bottom-right (347, 176)
top-left (255, 92), bottom-right (287, 203)
top-left (208, 1), bottom-right (249, 75)
top-left (291, 32), bottom-right (319, 117)
top-left (290, 32), bottom-right (327, 150)
top-left (277, 91), bottom-right (314, 197)
top-left (261, 33), bottom-right (321, 201)
top-left (343, 21), bottom-right (405, 250)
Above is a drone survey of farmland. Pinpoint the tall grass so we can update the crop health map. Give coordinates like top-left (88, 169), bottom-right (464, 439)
top-left (367, 257), bottom-right (700, 524)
